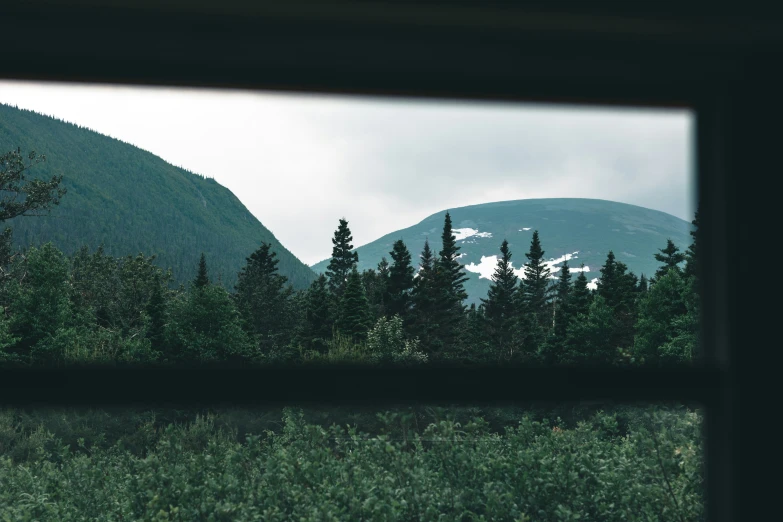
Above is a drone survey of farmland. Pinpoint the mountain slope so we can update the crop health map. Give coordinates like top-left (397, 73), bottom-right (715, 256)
top-left (1, 103), bottom-right (316, 289)
top-left (312, 198), bottom-right (692, 304)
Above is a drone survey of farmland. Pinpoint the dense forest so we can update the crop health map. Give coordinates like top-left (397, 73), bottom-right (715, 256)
top-left (0, 104), bottom-right (316, 290)
top-left (0, 147), bottom-right (704, 520)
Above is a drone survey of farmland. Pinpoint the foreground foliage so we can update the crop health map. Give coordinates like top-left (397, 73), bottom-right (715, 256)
top-left (0, 406), bottom-right (703, 521)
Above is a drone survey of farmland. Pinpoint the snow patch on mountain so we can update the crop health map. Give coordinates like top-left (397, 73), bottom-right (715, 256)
top-left (587, 278), bottom-right (600, 290)
top-left (452, 228), bottom-right (494, 242)
top-left (519, 228), bottom-right (532, 231)
top-left (464, 251), bottom-right (591, 281)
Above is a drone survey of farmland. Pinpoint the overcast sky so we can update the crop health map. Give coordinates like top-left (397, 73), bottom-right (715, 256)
top-left (0, 80), bottom-right (694, 266)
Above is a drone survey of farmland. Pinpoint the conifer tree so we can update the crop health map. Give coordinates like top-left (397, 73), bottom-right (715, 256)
top-left (411, 240), bottom-right (440, 353)
top-left (325, 218), bottom-right (359, 298)
top-left (552, 260), bottom-right (572, 341)
top-left (361, 268), bottom-right (386, 324)
top-left (376, 257), bottom-right (391, 312)
top-left (337, 267), bottom-right (372, 341)
top-left (521, 231), bottom-right (552, 329)
top-left (570, 267), bottom-right (593, 319)
top-left (481, 239), bottom-right (518, 356)
top-left (561, 295), bottom-right (616, 366)
top-left (638, 274), bottom-right (649, 293)
top-left (146, 276), bottom-right (167, 354)
top-left (386, 240), bottom-right (415, 324)
top-left (539, 260), bottom-right (573, 365)
top-left (633, 269), bottom-right (690, 365)
top-left (653, 239), bottom-right (686, 280)
top-left (234, 243), bottom-right (293, 350)
top-left (684, 207), bottom-right (700, 281)
top-left (303, 274), bottom-right (333, 352)
top-left (194, 252), bottom-right (210, 288)
top-left (597, 251), bottom-right (638, 350)
top-left (458, 302), bottom-right (490, 363)
top-left (433, 212), bottom-right (469, 352)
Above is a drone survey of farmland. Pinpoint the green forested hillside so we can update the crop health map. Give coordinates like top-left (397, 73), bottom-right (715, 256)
top-left (312, 198), bottom-right (692, 304)
top-left (0, 103), bottom-right (315, 289)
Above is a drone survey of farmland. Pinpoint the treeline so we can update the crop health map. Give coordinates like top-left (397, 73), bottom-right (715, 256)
top-left (0, 206), bottom-right (700, 367)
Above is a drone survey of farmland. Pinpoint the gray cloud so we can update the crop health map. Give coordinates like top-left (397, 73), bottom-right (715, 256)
top-left (0, 81), bottom-right (693, 266)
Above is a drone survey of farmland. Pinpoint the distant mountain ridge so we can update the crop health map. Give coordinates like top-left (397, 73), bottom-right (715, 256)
top-left (311, 198), bottom-right (693, 304)
top-left (1, 103), bottom-right (316, 289)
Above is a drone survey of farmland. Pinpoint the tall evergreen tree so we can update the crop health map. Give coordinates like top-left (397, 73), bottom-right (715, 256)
top-left (146, 276), bottom-right (167, 354)
top-left (638, 274), bottom-right (649, 293)
top-left (561, 295), bottom-right (616, 366)
top-left (361, 268), bottom-right (386, 324)
top-left (386, 240), bottom-right (415, 324)
top-left (570, 267), bottom-right (593, 319)
top-left (481, 239), bottom-right (518, 357)
top-left (411, 240), bottom-right (440, 353)
top-left (337, 267), bottom-right (372, 341)
top-left (653, 239), bottom-right (686, 281)
top-left (539, 260), bottom-right (573, 365)
top-left (234, 243), bottom-right (293, 350)
top-left (552, 260), bottom-right (573, 340)
top-left (521, 231), bottom-right (552, 329)
top-left (633, 269), bottom-right (690, 366)
top-left (376, 257), bottom-right (391, 313)
top-left (194, 252), bottom-right (209, 288)
top-left (303, 274), bottom-right (333, 352)
top-left (325, 218), bottom-right (359, 298)
top-left (597, 251), bottom-right (638, 351)
top-left (684, 207), bottom-right (700, 281)
top-left (433, 212), bottom-right (469, 353)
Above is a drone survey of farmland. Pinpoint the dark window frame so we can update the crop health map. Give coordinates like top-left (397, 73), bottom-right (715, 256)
top-left (2, 2), bottom-right (765, 520)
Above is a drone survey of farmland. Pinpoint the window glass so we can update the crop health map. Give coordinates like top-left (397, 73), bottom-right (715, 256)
top-left (0, 80), bottom-right (697, 368)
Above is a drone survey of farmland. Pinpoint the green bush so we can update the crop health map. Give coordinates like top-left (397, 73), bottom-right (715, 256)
top-left (0, 406), bottom-right (704, 521)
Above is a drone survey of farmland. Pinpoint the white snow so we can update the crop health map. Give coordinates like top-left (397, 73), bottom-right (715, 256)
top-left (587, 278), bottom-right (600, 290)
top-left (452, 228), bottom-right (493, 241)
top-left (452, 228), bottom-right (478, 241)
top-left (464, 250), bottom-right (591, 281)
top-left (519, 228), bottom-right (532, 231)
top-left (464, 255), bottom-right (501, 280)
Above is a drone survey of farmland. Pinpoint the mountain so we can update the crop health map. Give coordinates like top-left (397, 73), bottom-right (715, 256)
top-left (311, 198), bottom-right (693, 304)
top-left (0, 103), bottom-right (316, 289)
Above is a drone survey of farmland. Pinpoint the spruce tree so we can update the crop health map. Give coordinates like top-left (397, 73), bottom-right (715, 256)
top-left (411, 240), bottom-right (440, 353)
top-left (325, 218), bottom-right (359, 298)
top-left (337, 267), bottom-right (372, 341)
top-left (481, 239), bottom-right (518, 357)
top-left (570, 267), bottom-right (593, 319)
top-left (597, 251), bottom-right (638, 351)
top-left (561, 295), bottom-right (616, 366)
top-left (361, 268), bottom-right (386, 324)
top-left (633, 269), bottom-right (690, 365)
top-left (552, 260), bottom-right (572, 341)
top-left (146, 276), bottom-right (167, 354)
top-left (433, 212), bottom-right (469, 353)
top-left (521, 231), bottom-right (552, 329)
top-left (684, 207), bottom-right (700, 281)
top-left (387, 240), bottom-right (415, 324)
top-left (234, 243), bottom-right (293, 350)
top-left (638, 274), bottom-right (649, 293)
top-left (194, 252), bottom-right (209, 288)
top-left (303, 274), bottom-right (333, 352)
top-left (376, 257), bottom-right (391, 313)
top-left (653, 239), bottom-right (686, 280)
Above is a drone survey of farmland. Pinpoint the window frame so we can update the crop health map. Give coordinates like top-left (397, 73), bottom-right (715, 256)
top-left (0, 2), bottom-right (751, 520)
